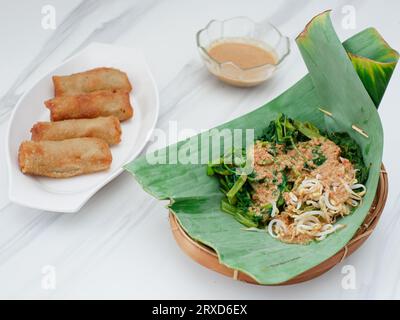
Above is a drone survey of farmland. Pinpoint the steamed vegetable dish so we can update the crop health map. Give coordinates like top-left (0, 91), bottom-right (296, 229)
top-left (208, 114), bottom-right (369, 244)
top-left (127, 10), bottom-right (397, 284)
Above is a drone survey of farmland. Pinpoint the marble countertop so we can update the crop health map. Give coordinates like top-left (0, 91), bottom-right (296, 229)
top-left (0, 0), bottom-right (399, 299)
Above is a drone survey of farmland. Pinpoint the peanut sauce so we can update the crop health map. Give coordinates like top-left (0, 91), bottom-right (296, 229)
top-left (207, 39), bottom-right (278, 87)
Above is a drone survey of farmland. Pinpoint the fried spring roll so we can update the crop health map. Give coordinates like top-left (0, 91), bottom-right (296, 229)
top-left (45, 90), bottom-right (133, 121)
top-left (31, 116), bottom-right (121, 145)
top-left (52, 67), bottom-right (132, 96)
top-left (18, 138), bottom-right (112, 178)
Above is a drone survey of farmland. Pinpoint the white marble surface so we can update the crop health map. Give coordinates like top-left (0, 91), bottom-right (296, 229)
top-left (0, 0), bottom-right (399, 299)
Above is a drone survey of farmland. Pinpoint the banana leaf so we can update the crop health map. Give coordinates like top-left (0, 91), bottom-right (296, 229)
top-left (344, 28), bottom-right (399, 107)
top-left (125, 11), bottom-right (398, 284)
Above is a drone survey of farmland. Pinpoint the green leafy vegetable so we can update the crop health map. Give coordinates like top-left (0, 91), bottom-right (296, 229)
top-left (327, 132), bottom-right (369, 184)
top-left (259, 114), bottom-right (318, 146)
top-left (221, 200), bottom-right (258, 228)
top-left (312, 146), bottom-right (327, 166)
top-left (210, 114), bottom-right (368, 229)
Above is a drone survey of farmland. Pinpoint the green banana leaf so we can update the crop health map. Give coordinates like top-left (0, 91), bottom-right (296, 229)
top-left (125, 11), bottom-right (398, 284)
top-left (344, 28), bottom-right (399, 107)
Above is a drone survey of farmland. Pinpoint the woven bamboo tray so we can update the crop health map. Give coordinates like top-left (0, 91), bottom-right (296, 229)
top-left (169, 165), bottom-right (388, 285)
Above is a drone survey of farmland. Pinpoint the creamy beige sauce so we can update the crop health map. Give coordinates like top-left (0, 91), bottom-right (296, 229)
top-left (206, 39), bottom-right (278, 87)
top-left (208, 41), bottom-right (277, 69)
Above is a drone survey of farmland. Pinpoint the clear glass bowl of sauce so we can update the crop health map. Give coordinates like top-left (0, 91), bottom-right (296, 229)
top-left (196, 17), bottom-right (290, 87)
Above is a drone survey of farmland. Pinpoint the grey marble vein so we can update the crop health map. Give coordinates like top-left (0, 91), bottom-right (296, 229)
top-left (0, 0), bottom-right (99, 121)
top-left (0, 210), bottom-right (61, 266)
top-left (0, 0), bottom-right (162, 122)
top-left (68, 0), bottom-right (161, 57)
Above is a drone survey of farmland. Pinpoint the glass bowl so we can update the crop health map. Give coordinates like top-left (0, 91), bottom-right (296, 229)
top-left (196, 16), bottom-right (290, 87)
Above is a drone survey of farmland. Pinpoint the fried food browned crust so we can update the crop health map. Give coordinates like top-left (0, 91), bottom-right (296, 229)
top-left (52, 67), bottom-right (132, 96)
top-left (18, 138), bottom-right (112, 178)
top-left (44, 90), bottom-right (133, 122)
top-left (31, 116), bottom-right (121, 145)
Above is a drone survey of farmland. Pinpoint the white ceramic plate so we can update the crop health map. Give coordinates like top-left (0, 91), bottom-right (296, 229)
top-left (6, 43), bottom-right (159, 213)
